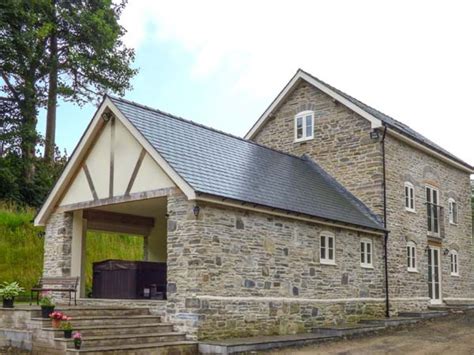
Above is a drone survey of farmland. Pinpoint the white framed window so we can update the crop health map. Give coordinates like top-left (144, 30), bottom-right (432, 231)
top-left (360, 238), bottom-right (373, 268)
top-left (294, 111), bottom-right (314, 142)
top-left (450, 250), bottom-right (459, 276)
top-left (320, 232), bottom-right (335, 265)
top-left (426, 186), bottom-right (440, 235)
top-left (404, 182), bottom-right (415, 212)
top-left (406, 241), bottom-right (417, 272)
top-left (448, 198), bottom-right (458, 225)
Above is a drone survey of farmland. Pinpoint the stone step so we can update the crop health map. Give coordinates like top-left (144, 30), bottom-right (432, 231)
top-left (64, 340), bottom-right (197, 354)
top-left (359, 317), bottom-right (420, 327)
top-left (398, 310), bottom-right (449, 319)
top-left (32, 315), bottom-right (162, 327)
top-left (31, 307), bottom-right (150, 318)
top-left (312, 324), bottom-right (384, 337)
top-left (56, 332), bottom-right (187, 349)
top-left (199, 333), bottom-right (339, 354)
top-left (44, 323), bottom-right (174, 338)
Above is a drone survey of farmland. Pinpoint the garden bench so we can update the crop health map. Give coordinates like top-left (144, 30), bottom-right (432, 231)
top-left (30, 277), bottom-right (79, 306)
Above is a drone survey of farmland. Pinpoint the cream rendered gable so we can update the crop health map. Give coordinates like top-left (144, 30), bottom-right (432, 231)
top-left (59, 113), bottom-right (175, 207)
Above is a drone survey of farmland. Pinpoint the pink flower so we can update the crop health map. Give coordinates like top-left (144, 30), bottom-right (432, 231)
top-left (73, 332), bottom-right (82, 340)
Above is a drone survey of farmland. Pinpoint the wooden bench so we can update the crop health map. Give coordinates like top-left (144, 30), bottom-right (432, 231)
top-left (30, 277), bottom-right (79, 306)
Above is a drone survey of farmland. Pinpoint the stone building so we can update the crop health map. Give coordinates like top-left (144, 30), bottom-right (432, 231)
top-left (35, 70), bottom-right (473, 340)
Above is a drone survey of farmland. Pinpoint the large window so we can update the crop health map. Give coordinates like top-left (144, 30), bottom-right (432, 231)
top-left (426, 186), bottom-right (439, 235)
top-left (404, 182), bottom-right (415, 212)
top-left (406, 241), bottom-right (417, 272)
top-left (448, 198), bottom-right (458, 225)
top-left (320, 232), bottom-right (335, 265)
top-left (450, 250), bottom-right (459, 276)
top-left (294, 111), bottom-right (314, 142)
top-left (360, 238), bottom-right (373, 268)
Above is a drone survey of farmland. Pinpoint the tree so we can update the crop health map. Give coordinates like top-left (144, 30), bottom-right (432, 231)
top-left (43, 0), bottom-right (137, 162)
top-left (0, 0), bottom-right (51, 179)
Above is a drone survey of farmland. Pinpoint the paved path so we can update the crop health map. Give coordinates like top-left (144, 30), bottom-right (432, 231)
top-left (269, 314), bottom-right (474, 354)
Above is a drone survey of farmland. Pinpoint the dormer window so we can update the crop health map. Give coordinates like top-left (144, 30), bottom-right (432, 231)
top-left (294, 111), bottom-right (314, 142)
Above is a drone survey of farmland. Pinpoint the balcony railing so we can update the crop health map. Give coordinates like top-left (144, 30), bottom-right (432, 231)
top-left (425, 202), bottom-right (445, 238)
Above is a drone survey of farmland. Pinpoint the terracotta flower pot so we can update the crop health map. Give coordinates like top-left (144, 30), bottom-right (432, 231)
top-left (52, 319), bottom-right (61, 328)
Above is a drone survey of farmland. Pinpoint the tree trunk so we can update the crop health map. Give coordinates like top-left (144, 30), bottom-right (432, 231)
top-left (19, 79), bottom-right (38, 182)
top-left (45, 30), bottom-right (58, 163)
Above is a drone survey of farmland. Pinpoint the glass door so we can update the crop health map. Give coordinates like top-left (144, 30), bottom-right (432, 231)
top-left (428, 247), bottom-right (441, 303)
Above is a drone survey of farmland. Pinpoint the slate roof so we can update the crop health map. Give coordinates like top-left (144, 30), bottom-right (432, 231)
top-left (110, 96), bottom-right (383, 231)
top-left (301, 70), bottom-right (473, 170)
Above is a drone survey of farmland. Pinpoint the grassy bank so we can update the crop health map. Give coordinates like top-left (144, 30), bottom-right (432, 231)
top-left (0, 204), bottom-right (143, 297)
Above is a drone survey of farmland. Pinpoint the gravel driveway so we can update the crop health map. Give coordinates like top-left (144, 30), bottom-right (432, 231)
top-left (269, 313), bottom-right (474, 355)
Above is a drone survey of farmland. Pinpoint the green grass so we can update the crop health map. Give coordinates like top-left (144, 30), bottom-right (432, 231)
top-left (0, 203), bottom-right (143, 298)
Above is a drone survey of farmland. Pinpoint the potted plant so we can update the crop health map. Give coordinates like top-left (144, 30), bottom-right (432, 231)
top-left (72, 332), bottom-right (82, 350)
top-left (0, 281), bottom-right (24, 308)
top-left (49, 311), bottom-right (64, 328)
top-left (39, 293), bottom-right (55, 318)
top-left (60, 315), bottom-right (73, 338)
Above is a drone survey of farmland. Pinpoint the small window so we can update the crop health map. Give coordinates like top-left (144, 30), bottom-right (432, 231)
top-left (404, 182), bottom-right (415, 212)
top-left (294, 111), bottom-right (314, 142)
top-left (450, 250), bottom-right (459, 276)
top-left (406, 241), bottom-right (417, 272)
top-left (360, 238), bottom-right (373, 268)
top-left (448, 198), bottom-right (458, 225)
top-left (320, 233), bottom-right (335, 265)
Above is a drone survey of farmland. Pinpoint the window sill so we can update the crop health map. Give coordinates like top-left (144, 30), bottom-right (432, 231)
top-left (407, 268), bottom-right (418, 273)
top-left (405, 208), bottom-right (416, 213)
top-left (450, 273), bottom-right (460, 277)
top-left (361, 264), bottom-right (374, 269)
top-left (320, 260), bottom-right (336, 266)
top-left (449, 222), bottom-right (458, 226)
top-left (294, 137), bottom-right (313, 143)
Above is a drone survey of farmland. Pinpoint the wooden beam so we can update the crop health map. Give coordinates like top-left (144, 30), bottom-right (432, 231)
top-left (125, 148), bottom-right (146, 196)
top-left (56, 187), bottom-right (180, 213)
top-left (83, 209), bottom-right (155, 236)
top-left (83, 209), bottom-right (154, 227)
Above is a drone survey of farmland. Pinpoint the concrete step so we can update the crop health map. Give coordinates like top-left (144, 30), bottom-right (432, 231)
top-left (64, 340), bottom-right (197, 354)
top-left (56, 332), bottom-right (187, 349)
top-left (43, 323), bottom-right (174, 337)
top-left (31, 307), bottom-right (150, 318)
top-left (312, 324), bottom-right (384, 337)
top-left (32, 315), bottom-right (162, 327)
top-left (398, 310), bottom-right (449, 319)
top-left (199, 333), bottom-right (335, 354)
top-left (359, 317), bottom-right (420, 327)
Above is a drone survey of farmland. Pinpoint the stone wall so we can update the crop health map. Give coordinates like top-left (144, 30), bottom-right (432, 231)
top-left (165, 193), bottom-right (388, 340)
top-left (384, 135), bottom-right (473, 301)
top-left (252, 80), bottom-right (384, 218)
top-left (43, 212), bottom-right (73, 278)
top-left (251, 78), bottom-right (473, 306)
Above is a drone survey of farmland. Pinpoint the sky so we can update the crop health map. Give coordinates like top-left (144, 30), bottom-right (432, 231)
top-left (38, 0), bottom-right (474, 165)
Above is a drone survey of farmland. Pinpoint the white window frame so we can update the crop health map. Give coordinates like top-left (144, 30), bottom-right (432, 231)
top-left (450, 250), bottom-right (459, 276)
top-left (448, 198), bottom-right (458, 225)
top-left (320, 232), bottom-right (336, 265)
top-left (360, 238), bottom-right (373, 268)
top-left (404, 182), bottom-right (415, 212)
top-left (294, 110), bottom-right (314, 142)
top-left (406, 241), bottom-right (417, 272)
top-left (426, 185), bottom-right (440, 236)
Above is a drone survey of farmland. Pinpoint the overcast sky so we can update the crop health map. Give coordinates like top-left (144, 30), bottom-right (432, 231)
top-left (41, 0), bottom-right (474, 165)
